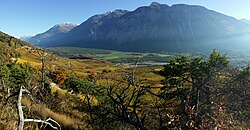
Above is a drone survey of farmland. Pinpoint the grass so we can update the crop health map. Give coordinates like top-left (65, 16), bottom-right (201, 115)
top-left (32, 104), bottom-right (76, 128)
top-left (15, 47), bottom-right (117, 79)
top-left (0, 103), bottom-right (18, 130)
top-left (21, 97), bottom-right (88, 129)
top-left (16, 58), bottom-right (41, 68)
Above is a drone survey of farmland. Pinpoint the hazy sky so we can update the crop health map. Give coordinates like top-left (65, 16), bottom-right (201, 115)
top-left (0, 0), bottom-right (249, 38)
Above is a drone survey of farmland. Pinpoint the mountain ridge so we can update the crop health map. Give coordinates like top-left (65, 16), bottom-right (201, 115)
top-left (24, 23), bottom-right (77, 45)
top-left (241, 19), bottom-right (250, 25)
top-left (24, 2), bottom-right (250, 52)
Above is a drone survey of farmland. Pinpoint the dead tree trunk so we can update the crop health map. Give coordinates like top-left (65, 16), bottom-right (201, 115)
top-left (17, 86), bottom-right (61, 130)
top-left (41, 52), bottom-right (45, 90)
top-left (37, 48), bottom-right (47, 90)
top-left (17, 86), bottom-right (25, 130)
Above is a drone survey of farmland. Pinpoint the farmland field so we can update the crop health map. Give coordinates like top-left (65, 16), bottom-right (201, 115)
top-left (47, 47), bottom-right (184, 66)
top-left (47, 47), bottom-right (250, 67)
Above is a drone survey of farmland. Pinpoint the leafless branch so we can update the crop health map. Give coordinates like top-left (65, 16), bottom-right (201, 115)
top-left (17, 86), bottom-right (61, 130)
top-left (24, 118), bottom-right (61, 130)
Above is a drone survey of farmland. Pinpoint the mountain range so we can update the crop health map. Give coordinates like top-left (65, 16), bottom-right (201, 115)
top-left (23, 2), bottom-right (250, 52)
top-left (241, 19), bottom-right (250, 25)
top-left (23, 23), bottom-right (77, 45)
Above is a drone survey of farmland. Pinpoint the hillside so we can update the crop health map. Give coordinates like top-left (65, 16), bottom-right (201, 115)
top-left (0, 31), bottom-right (163, 129)
top-left (24, 2), bottom-right (250, 52)
top-left (0, 31), bottom-right (35, 60)
top-left (0, 31), bottom-right (120, 78)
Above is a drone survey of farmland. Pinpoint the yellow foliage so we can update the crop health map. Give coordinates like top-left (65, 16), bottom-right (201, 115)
top-left (96, 79), bottom-right (110, 86)
top-left (50, 85), bottom-right (67, 95)
top-left (76, 93), bottom-right (98, 105)
top-left (16, 58), bottom-right (41, 68)
top-left (50, 84), bottom-right (98, 105)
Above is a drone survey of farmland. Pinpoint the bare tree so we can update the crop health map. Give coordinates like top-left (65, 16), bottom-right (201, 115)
top-left (90, 58), bottom-right (151, 130)
top-left (17, 86), bottom-right (61, 130)
top-left (37, 48), bottom-right (47, 90)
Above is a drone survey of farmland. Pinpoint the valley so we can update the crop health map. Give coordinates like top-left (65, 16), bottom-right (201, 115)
top-left (47, 46), bottom-right (250, 67)
top-left (46, 47), bottom-right (176, 66)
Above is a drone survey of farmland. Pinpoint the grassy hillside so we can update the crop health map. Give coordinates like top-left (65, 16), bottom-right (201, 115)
top-left (0, 32), bottom-right (34, 60)
top-left (0, 32), bottom-right (164, 129)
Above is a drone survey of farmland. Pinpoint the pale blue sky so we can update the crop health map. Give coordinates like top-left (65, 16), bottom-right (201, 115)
top-left (0, 0), bottom-right (249, 38)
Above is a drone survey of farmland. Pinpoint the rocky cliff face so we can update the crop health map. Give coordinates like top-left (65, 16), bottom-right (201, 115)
top-left (26, 2), bottom-right (250, 52)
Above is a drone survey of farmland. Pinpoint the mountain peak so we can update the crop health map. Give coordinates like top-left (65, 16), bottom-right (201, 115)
top-left (150, 2), bottom-right (168, 8)
top-left (20, 36), bottom-right (32, 41)
top-left (88, 9), bottom-right (129, 24)
top-left (50, 22), bottom-right (77, 32)
top-left (111, 9), bottom-right (129, 15)
top-left (240, 19), bottom-right (250, 25)
top-left (150, 2), bottom-right (160, 7)
top-left (23, 22), bottom-right (78, 45)
top-left (53, 22), bottom-right (77, 28)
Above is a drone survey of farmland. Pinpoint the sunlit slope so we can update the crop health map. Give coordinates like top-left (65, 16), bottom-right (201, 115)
top-left (1, 31), bottom-right (163, 84)
top-left (0, 31), bottom-right (112, 78)
top-left (0, 31), bottom-right (34, 60)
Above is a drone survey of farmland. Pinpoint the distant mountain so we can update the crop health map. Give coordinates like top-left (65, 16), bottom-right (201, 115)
top-left (24, 23), bottom-right (77, 45)
top-left (241, 19), bottom-right (250, 25)
top-left (20, 36), bottom-right (32, 41)
top-left (28, 2), bottom-right (250, 52)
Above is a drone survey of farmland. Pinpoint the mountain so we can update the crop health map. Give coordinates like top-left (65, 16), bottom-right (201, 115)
top-left (27, 2), bottom-right (250, 52)
top-left (24, 23), bottom-right (77, 45)
top-left (241, 19), bottom-right (250, 25)
top-left (20, 36), bottom-right (32, 41)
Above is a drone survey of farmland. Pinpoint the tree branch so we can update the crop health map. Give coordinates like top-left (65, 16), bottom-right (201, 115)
top-left (17, 86), bottom-right (61, 130)
top-left (24, 118), bottom-right (61, 130)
